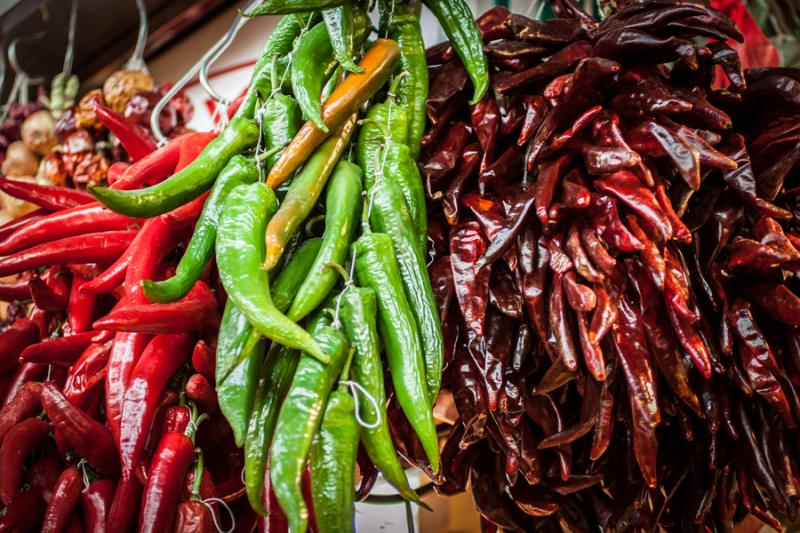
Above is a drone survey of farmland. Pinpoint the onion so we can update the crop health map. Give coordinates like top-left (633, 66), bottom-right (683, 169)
top-left (21, 110), bottom-right (57, 156)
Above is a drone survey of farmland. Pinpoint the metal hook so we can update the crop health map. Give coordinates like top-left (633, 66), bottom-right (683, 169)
top-left (124, 0), bottom-right (149, 73)
top-left (149, 0), bottom-right (261, 143)
top-left (62, 0), bottom-right (79, 77)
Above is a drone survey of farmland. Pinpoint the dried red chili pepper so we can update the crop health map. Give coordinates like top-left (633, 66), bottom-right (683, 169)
top-left (0, 417), bottom-right (50, 505)
top-left (41, 466), bottom-right (82, 533)
top-left (0, 319), bottom-right (39, 372)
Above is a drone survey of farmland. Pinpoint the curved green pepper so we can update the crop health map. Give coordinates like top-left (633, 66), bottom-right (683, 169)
top-left (141, 155), bottom-right (258, 303)
top-left (288, 161), bottom-right (362, 321)
top-left (261, 93), bottom-right (302, 169)
top-left (244, 343), bottom-right (299, 515)
top-left (270, 325), bottom-right (349, 533)
top-left (322, 3), bottom-right (364, 74)
top-left (381, 141), bottom-right (428, 251)
top-left (92, 117), bottom-right (260, 217)
top-left (381, 5), bottom-right (428, 157)
top-left (246, 0), bottom-right (345, 16)
top-left (356, 78), bottom-right (409, 189)
top-left (369, 179), bottom-right (442, 405)
top-left (216, 182), bottom-right (326, 363)
top-left (310, 385), bottom-right (359, 533)
top-left (340, 286), bottom-right (418, 501)
top-left (352, 231), bottom-right (439, 472)
top-left (272, 237), bottom-right (324, 313)
top-left (423, 0), bottom-right (488, 104)
top-left (218, 336), bottom-right (265, 447)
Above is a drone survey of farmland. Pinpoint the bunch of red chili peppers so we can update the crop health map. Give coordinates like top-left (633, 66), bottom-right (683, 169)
top-left (421, 0), bottom-right (800, 530)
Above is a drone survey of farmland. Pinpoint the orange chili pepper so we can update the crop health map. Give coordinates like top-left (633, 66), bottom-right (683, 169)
top-left (267, 38), bottom-right (400, 189)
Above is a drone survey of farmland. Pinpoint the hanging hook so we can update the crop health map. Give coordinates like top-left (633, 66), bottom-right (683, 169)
top-left (149, 0), bottom-right (262, 143)
top-left (124, 0), bottom-right (149, 73)
top-left (62, 0), bottom-right (79, 77)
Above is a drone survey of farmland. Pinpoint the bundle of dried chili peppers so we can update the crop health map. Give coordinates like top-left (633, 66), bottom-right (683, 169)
top-left (422, 1), bottom-right (800, 530)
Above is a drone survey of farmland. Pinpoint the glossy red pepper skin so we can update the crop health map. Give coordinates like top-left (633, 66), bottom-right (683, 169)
top-left (94, 102), bottom-right (158, 161)
top-left (0, 319), bottom-right (40, 372)
top-left (112, 135), bottom-right (189, 191)
top-left (81, 479), bottom-right (114, 533)
top-left (63, 343), bottom-right (111, 411)
top-left (163, 405), bottom-right (192, 435)
top-left (29, 268), bottom-right (70, 311)
top-left (40, 383), bottom-right (119, 477)
top-left (28, 455), bottom-right (61, 503)
top-left (191, 340), bottom-right (215, 380)
top-left (1, 363), bottom-right (47, 406)
top-left (93, 282), bottom-right (217, 334)
top-left (139, 431), bottom-right (196, 533)
top-left (0, 230), bottom-right (137, 278)
top-left (0, 203), bottom-right (142, 256)
top-left (106, 476), bottom-right (141, 531)
top-left (19, 331), bottom-right (106, 366)
top-left (105, 333), bottom-right (152, 442)
top-left (41, 466), bottom-right (82, 533)
top-left (0, 277), bottom-right (31, 301)
top-left (119, 333), bottom-right (193, 479)
top-left (185, 373), bottom-right (217, 413)
top-left (173, 501), bottom-right (213, 533)
top-left (0, 488), bottom-right (45, 532)
top-left (0, 177), bottom-right (94, 210)
top-left (0, 381), bottom-right (42, 444)
top-left (67, 268), bottom-right (99, 335)
top-left (0, 418), bottom-right (50, 505)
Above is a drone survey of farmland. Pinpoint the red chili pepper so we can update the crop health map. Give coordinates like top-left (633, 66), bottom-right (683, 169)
top-left (1, 362), bottom-right (47, 406)
top-left (476, 188), bottom-right (535, 270)
top-left (0, 177), bottom-right (94, 210)
top-left (186, 375), bottom-right (216, 415)
top-left (94, 102), bottom-right (158, 161)
top-left (139, 430), bottom-right (197, 533)
top-left (594, 170), bottom-right (673, 242)
top-left (29, 269), bottom-right (70, 312)
top-left (21, 334), bottom-right (90, 366)
top-left (0, 230), bottom-right (137, 278)
top-left (587, 195), bottom-right (643, 252)
top-left (0, 418), bottom-right (50, 505)
top-left (81, 479), bottom-right (114, 533)
top-left (107, 161), bottom-right (130, 186)
top-left (0, 277), bottom-right (31, 301)
top-left (0, 488), bottom-right (45, 532)
top-left (626, 215), bottom-right (666, 291)
top-left (106, 476), bottom-right (141, 531)
top-left (41, 466), bottom-right (82, 533)
top-left (66, 267), bottom-right (99, 335)
top-left (191, 340), bottom-right (216, 380)
top-left (0, 319), bottom-right (40, 372)
top-left (533, 154), bottom-right (570, 224)
top-left (0, 203), bottom-right (142, 255)
top-left (258, 470), bottom-right (289, 532)
top-left (63, 343), bottom-right (110, 412)
top-left (106, 332), bottom-right (152, 443)
top-left (119, 333), bottom-right (193, 479)
top-left (27, 455), bottom-right (60, 503)
top-left (0, 381), bottom-right (42, 445)
top-left (143, 389), bottom-right (181, 462)
top-left (93, 281), bottom-right (218, 334)
top-left (588, 285), bottom-right (617, 345)
top-left (40, 383), bottom-right (119, 477)
top-left (174, 500), bottom-right (213, 533)
top-left (163, 405), bottom-right (192, 435)
top-left (451, 220), bottom-right (491, 339)
top-left (111, 135), bottom-right (187, 191)
top-left (79, 256), bottom-right (129, 295)
top-left (579, 227), bottom-right (617, 277)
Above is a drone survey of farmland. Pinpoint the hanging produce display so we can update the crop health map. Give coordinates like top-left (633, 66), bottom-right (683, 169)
top-left (0, 0), bottom-right (799, 531)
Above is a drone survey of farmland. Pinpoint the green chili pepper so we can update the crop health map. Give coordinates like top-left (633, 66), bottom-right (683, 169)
top-left (244, 343), bottom-right (299, 515)
top-left (218, 336), bottom-right (265, 447)
top-left (92, 117), bottom-right (260, 217)
top-left (264, 114), bottom-right (358, 271)
top-left (423, 0), bottom-right (488, 104)
top-left (216, 237), bottom-right (321, 386)
top-left (270, 324), bottom-right (349, 533)
top-left (322, 3), bottom-right (363, 74)
top-left (310, 384), bottom-right (359, 533)
top-left (217, 182), bottom-right (326, 363)
top-left (141, 156), bottom-right (258, 303)
top-left (352, 231), bottom-right (439, 472)
top-left (369, 179), bottom-right (442, 405)
top-left (246, 0), bottom-right (345, 16)
top-left (291, 14), bottom-right (368, 132)
top-left (235, 14), bottom-right (311, 120)
top-left (377, 139), bottom-right (427, 251)
top-left (272, 237), bottom-right (324, 313)
top-left (356, 77), bottom-right (408, 189)
top-left (261, 93), bottom-right (302, 169)
top-left (288, 161), bottom-right (362, 321)
top-left (339, 286), bottom-right (418, 501)
top-left (381, 5), bottom-right (428, 157)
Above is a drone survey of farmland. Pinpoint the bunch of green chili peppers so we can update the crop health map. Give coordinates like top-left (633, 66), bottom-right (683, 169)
top-left (88, 0), bottom-right (487, 530)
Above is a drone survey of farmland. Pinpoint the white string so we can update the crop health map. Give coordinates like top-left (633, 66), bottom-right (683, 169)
top-left (201, 497), bottom-right (236, 533)
top-left (274, 16), bottom-right (315, 98)
top-left (340, 380), bottom-right (382, 429)
top-left (255, 103), bottom-right (266, 182)
top-left (78, 459), bottom-right (90, 491)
